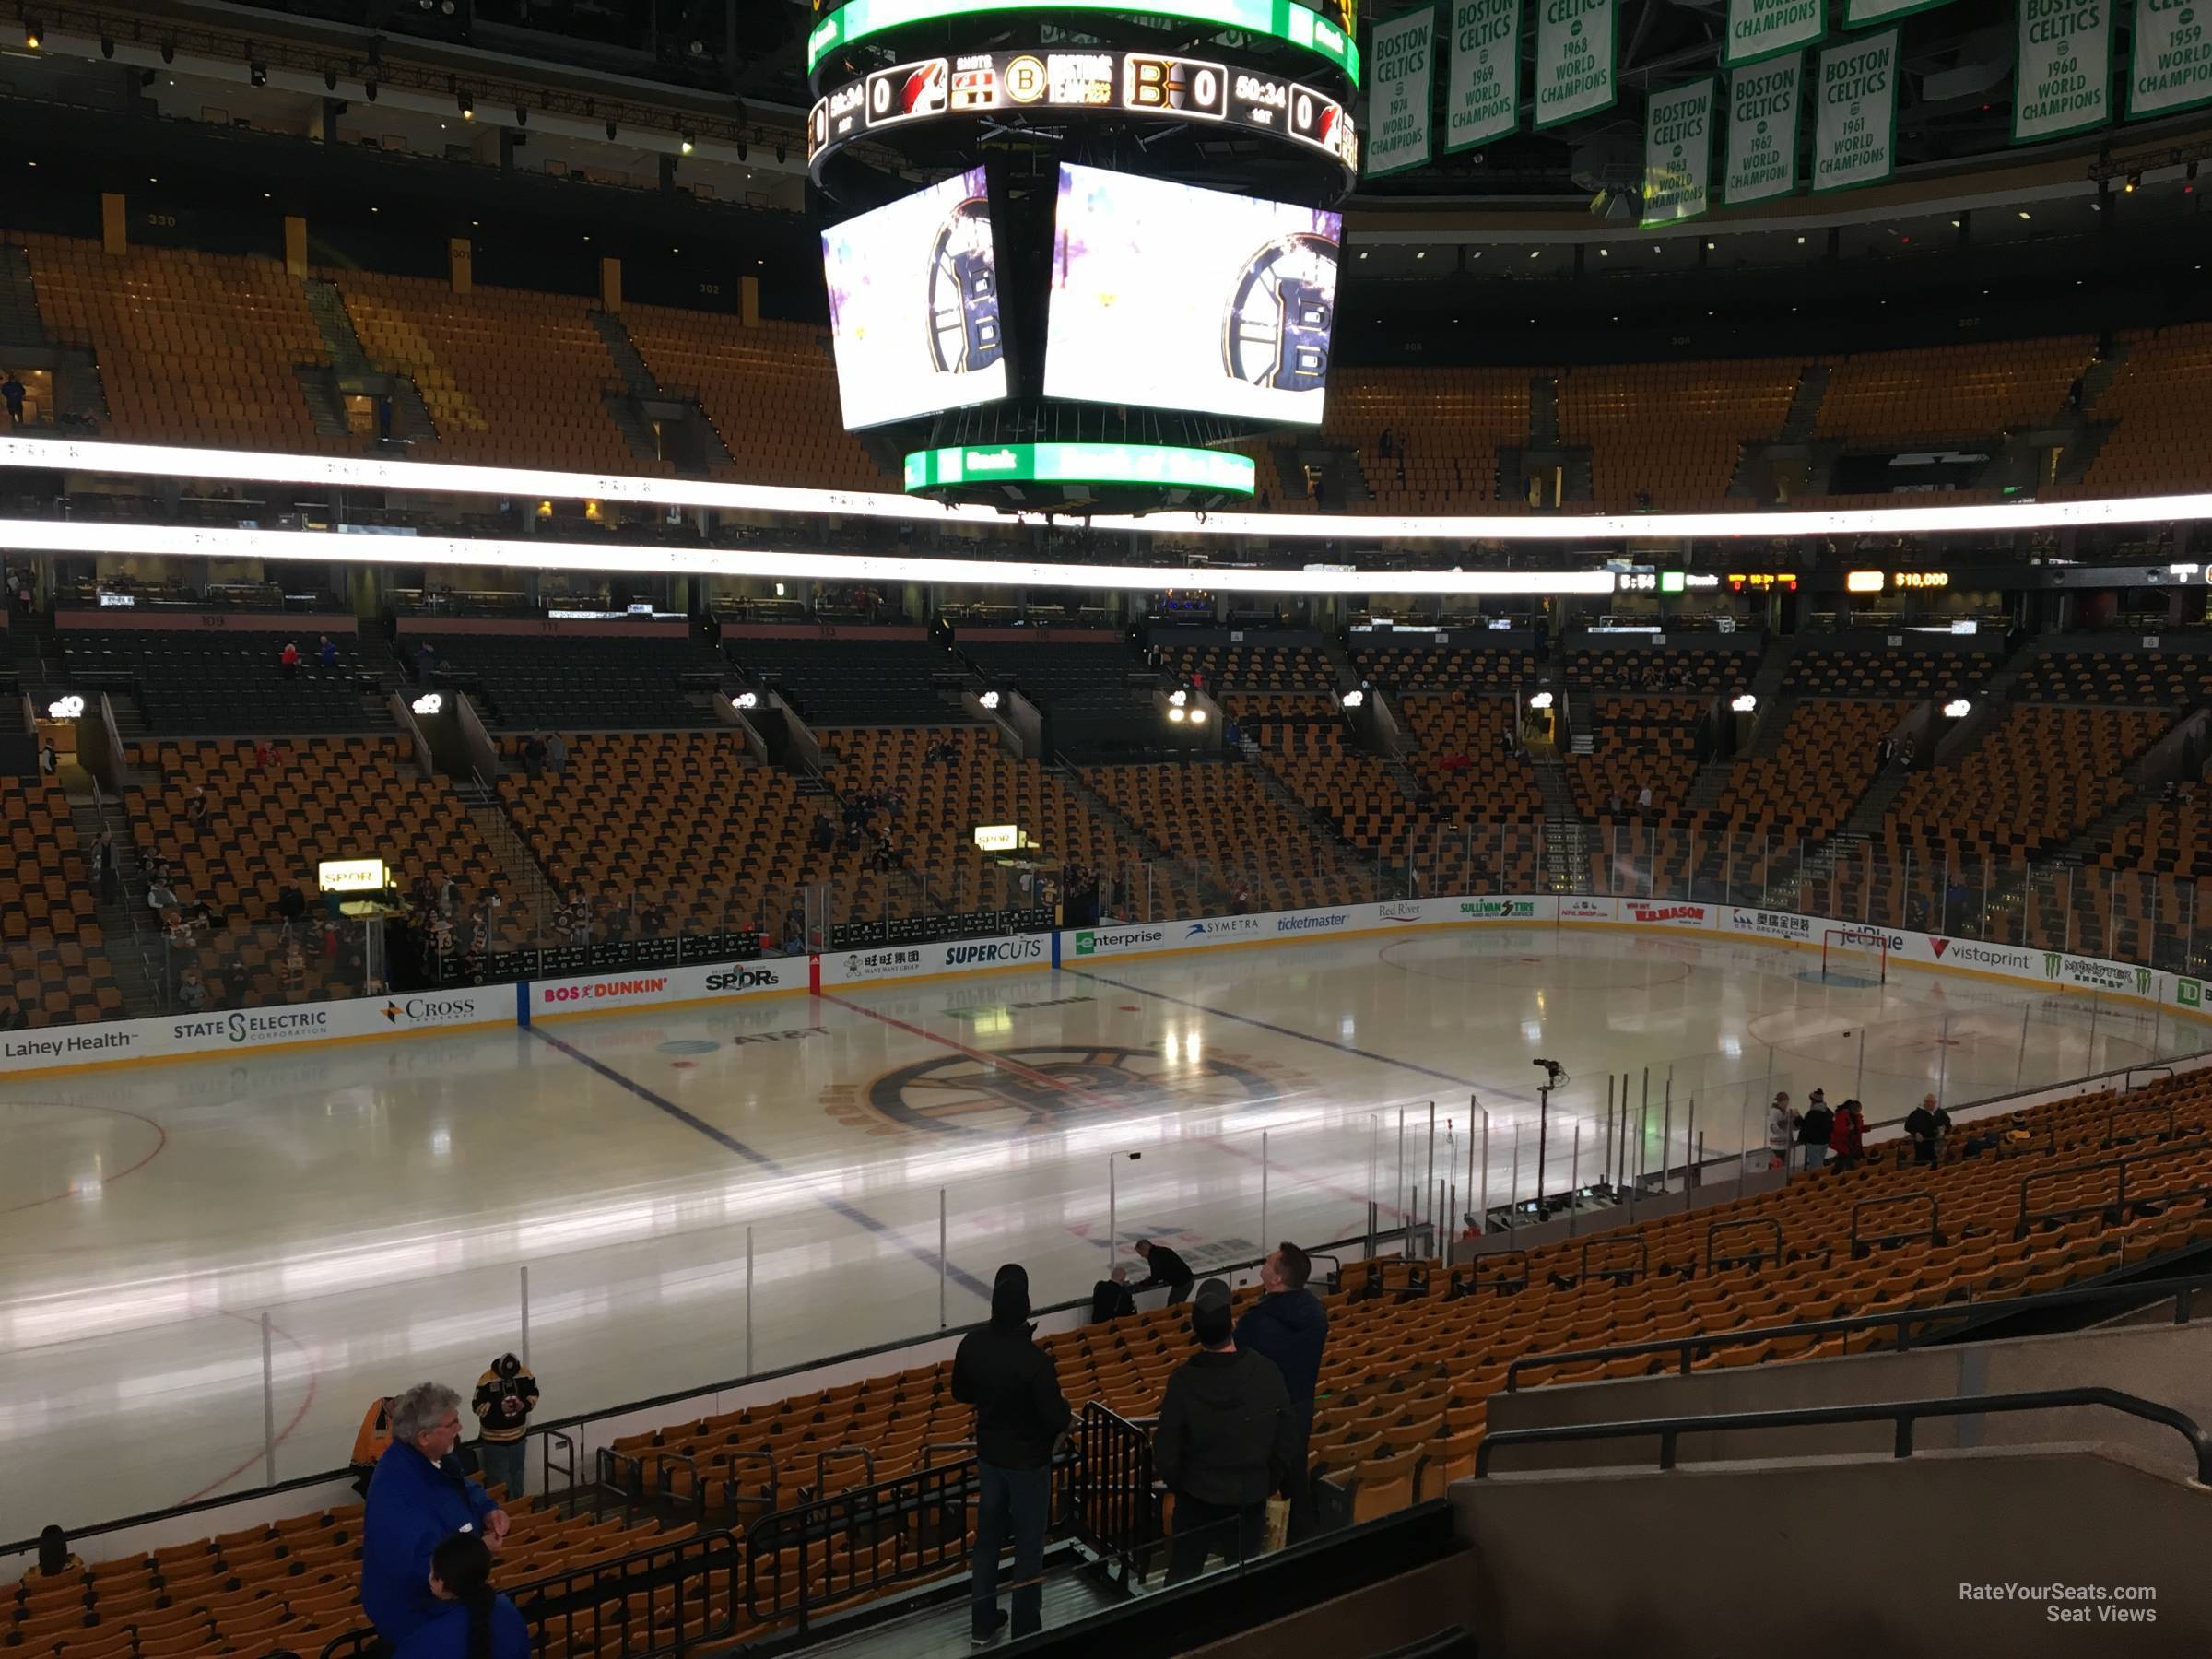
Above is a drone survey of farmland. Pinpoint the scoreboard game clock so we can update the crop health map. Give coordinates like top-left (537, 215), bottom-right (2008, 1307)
top-left (808, 0), bottom-right (1356, 512)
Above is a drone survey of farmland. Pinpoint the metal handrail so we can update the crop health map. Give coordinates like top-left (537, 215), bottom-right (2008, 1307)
top-left (1475, 1387), bottom-right (2212, 1485)
top-left (2015, 1137), bottom-right (2212, 1237)
top-left (1707, 1217), bottom-right (1783, 1271)
top-left (1850, 1191), bottom-right (1943, 1257)
top-left (1501, 1270), bottom-right (2212, 1392)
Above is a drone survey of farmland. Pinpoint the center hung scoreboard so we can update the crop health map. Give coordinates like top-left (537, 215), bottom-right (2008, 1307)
top-left (803, 0), bottom-right (1360, 512)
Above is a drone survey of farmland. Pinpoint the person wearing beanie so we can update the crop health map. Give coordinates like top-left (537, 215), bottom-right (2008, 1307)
top-left (952, 1263), bottom-right (1071, 1646)
top-left (1154, 1280), bottom-right (1300, 1584)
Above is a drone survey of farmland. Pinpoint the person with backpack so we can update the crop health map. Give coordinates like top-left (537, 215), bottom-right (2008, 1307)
top-left (1797, 1090), bottom-right (1834, 1171)
top-left (1830, 1099), bottom-right (1868, 1169)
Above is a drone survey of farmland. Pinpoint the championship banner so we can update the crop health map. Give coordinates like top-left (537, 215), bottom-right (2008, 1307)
top-left (1535, 0), bottom-right (1618, 128)
top-left (1845, 0), bottom-right (1948, 26)
top-left (1725, 54), bottom-right (1803, 203)
top-left (1369, 7), bottom-right (1440, 175)
top-left (1726, 0), bottom-right (1824, 66)
top-left (2014, 0), bottom-right (2112, 138)
top-left (1445, 0), bottom-right (1524, 149)
top-left (1641, 78), bottom-right (1715, 224)
top-left (1813, 28), bottom-right (1898, 190)
top-left (2130, 0), bottom-right (2212, 116)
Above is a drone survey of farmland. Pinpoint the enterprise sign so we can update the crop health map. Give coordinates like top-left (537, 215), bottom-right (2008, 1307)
top-left (808, 50), bottom-right (1358, 175)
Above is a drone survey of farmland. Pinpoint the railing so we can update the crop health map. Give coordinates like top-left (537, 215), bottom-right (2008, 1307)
top-left (1475, 1387), bottom-right (2212, 1484)
top-left (1070, 1402), bottom-right (1161, 1577)
top-left (2015, 1139), bottom-right (2212, 1237)
top-left (1500, 1271), bottom-right (2212, 1392)
top-left (311, 1529), bottom-right (742, 1659)
top-left (1850, 1192), bottom-right (1943, 1256)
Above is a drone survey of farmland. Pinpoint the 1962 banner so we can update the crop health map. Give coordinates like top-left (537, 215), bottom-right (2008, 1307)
top-left (1446, 0), bottom-right (1523, 149)
top-left (1535, 0), bottom-right (1618, 127)
top-left (1725, 53), bottom-right (1802, 202)
top-left (2129, 0), bottom-right (2212, 116)
top-left (1813, 28), bottom-right (1899, 190)
top-left (1726, 0), bottom-right (1823, 66)
top-left (1369, 7), bottom-right (1440, 174)
top-left (1642, 77), bottom-right (1715, 223)
top-left (2014, 0), bottom-right (2112, 139)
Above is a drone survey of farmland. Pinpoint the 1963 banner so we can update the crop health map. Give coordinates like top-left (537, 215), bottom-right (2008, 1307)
top-left (1369, 7), bottom-right (1439, 174)
top-left (1535, 0), bottom-right (1618, 127)
top-left (2014, 0), bottom-right (2111, 139)
top-left (1813, 28), bottom-right (1898, 190)
top-left (1642, 78), bottom-right (1715, 223)
top-left (1725, 53), bottom-right (1802, 203)
top-left (1446, 0), bottom-right (1523, 149)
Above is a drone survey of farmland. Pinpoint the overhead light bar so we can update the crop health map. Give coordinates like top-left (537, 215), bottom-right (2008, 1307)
top-left (8, 435), bottom-right (2212, 544)
top-left (0, 521), bottom-right (1619, 597)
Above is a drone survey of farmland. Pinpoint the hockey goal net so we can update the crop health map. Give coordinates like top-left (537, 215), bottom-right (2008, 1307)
top-left (1821, 928), bottom-right (1889, 984)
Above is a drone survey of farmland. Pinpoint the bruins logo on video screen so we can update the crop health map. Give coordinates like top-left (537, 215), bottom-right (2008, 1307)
top-left (823, 1044), bottom-right (1306, 1139)
top-left (1221, 230), bottom-right (1336, 395)
top-left (926, 193), bottom-right (1002, 374)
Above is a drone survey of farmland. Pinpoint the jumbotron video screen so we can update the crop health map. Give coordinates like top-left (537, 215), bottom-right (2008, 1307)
top-left (1043, 164), bottom-right (1342, 424)
top-left (821, 165), bottom-right (1007, 430)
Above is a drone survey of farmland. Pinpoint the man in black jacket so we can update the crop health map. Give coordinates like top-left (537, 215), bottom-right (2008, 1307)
top-left (952, 1264), bottom-right (1070, 1646)
top-left (1904, 1092), bottom-right (1952, 1166)
top-left (1155, 1282), bottom-right (1300, 1584)
top-left (1133, 1238), bottom-right (1196, 1303)
top-left (1089, 1265), bottom-right (1137, 1324)
top-left (1797, 1090), bottom-right (1834, 1172)
top-left (1234, 1241), bottom-right (1329, 1541)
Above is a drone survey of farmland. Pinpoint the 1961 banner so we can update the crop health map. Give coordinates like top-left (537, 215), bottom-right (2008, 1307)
top-left (1725, 53), bottom-right (1802, 203)
top-left (1813, 27), bottom-right (1898, 190)
top-left (1369, 7), bottom-right (1440, 174)
top-left (1445, 0), bottom-right (1523, 148)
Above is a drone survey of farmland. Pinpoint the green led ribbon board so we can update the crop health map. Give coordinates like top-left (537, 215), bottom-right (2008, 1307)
top-left (902, 442), bottom-right (1258, 493)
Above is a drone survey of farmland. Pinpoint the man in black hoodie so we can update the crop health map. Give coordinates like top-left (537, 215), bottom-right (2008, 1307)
top-left (1133, 1238), bottom-right (1195, 1303)
top-left (952, 1263), bottom-right (1070, 1646)
top-left (1155, 1281), bottom-right (1300, 1584)
top-left (1234, 1241), bottom-right (1329, 1541)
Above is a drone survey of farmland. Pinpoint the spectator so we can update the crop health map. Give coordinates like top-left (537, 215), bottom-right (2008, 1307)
top-left (360, 1382), bottom-right (510, 1645)
top-left (1089, 1264), bottom-right (1136, 1324)
top-left (1, 370), bottom-right (25, 428)
top-left (280, 641), bottom-right (301, 678)
top-left (276, 884), bottom-right (307, 925)
top-left (1635, 782), bottom-right (1654, 816)
top-left (147, 876), bottom-right (178, 912)
top-left (951, 1264), bottom-right (1070, 1645)
top-left (1154, 1282), bottom-right (1300, 1583)
top-left (1904, 1092), bottom-right (1952, 1166)
top-left (38, 739), bottom-right (55, 776)
top-left (1830, 1098), bottom-right (1867, 1169)
top-left (223, 951), bottom-right (253, 1006)
top-left (544, 732), bottom-right (568, 774)
top-left (396, 1533), bottom-right (529, 1659)
top-left (318, 634), bottom-right (340, 668)
top-left (20, 1525), bottom-right (80, 1585)
top-left (520, 735), bottom-right (545, 780)
top-left (254, 737), bottom-right (284, 769)
top-left (1798, 1089), bottom-right (1833, 1171)
top-left (176, 965), bottom-right (209, 1012)
top-left (279, 936), bottom-right (307, 994)
top-left (91, 830), bottom-right (120, 904)
top-left (809, 815), bottom-right (836, 852)
top-left (1765, 1091), bottom-right (1796, 1171)
top-left (0, 998), bottom-right (24, 1032)
top-left (1133, 1238), bottom-right (1195, 1304)
top-left (469, 1353), bottom-right (539, 1500)
top-left (1233, 1241), bottom-right (1329, 1542)
top-left (417, 641), bottom-right (439, 686)
top-left (186, 786), bottom-right (211, 830)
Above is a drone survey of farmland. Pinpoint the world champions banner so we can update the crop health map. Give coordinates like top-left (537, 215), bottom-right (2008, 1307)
top-left (1535, 0), bottom-right (1618, 128)
top-left (1725, 53), bottom-right (1802, 203)
top-left (1813, 28), bottom-right (1898, 190)
top-left (1446, 0), bottom-right (1523, 148)
top-left (1369, 7), bottom-right (1440, 174)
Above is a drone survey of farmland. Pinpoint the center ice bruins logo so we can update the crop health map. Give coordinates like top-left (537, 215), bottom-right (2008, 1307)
top-left (823, 1044), bottom-right (1306, 1139)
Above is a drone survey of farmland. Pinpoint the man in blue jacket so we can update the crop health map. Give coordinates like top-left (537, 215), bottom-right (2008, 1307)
top-left (1233, 1241), bottom-right (1330, 1541)
top-left (362, 1382), bottom-right (511, 1643)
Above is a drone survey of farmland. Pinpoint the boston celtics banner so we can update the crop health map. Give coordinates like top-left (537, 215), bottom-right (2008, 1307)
top-left (1845, 0), bottom-right (1948, 29)
top-left (1642, 78), bottom-right (1715, 223)
top-left (1725, 54), bottom-right (1803, 203)
top-left (1369, 7), bottom-right (1440, 175)
top-left (1535, 0), bottom-right (1618, 128)
top-left (2130, 0), bottom-right (2212, 116)
top-left (1445, 0), bottom-right (1523, 149)
top-left (1813, 28), bottom-right (1898, 190)
top-left (2014, 0), bottom-right (2112, 137)
top-left (1726, 0), bottom-right (1824, 66)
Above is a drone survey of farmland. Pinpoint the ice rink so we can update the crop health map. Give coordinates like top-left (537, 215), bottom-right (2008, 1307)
top-left (1, 924), bottom-right (2200, 1539)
